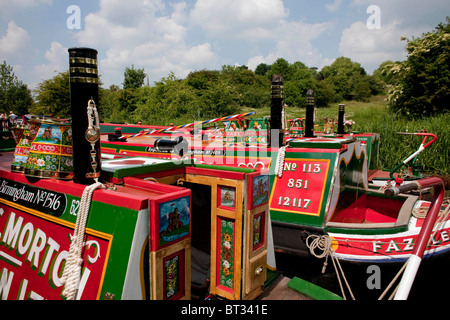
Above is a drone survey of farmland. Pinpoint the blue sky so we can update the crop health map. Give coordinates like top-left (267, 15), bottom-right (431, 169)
top-left (0, 0), bottom-right (448, 90)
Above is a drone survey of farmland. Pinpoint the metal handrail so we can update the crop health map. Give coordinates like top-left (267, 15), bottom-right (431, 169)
top-left (389, 132), bottom-right (437, 182)
top-left (384, 177), bottom-right (445, 299)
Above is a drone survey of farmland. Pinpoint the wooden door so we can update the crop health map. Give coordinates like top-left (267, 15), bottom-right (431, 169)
top-left (185, 169), bottom-right (269, 300)
top-left (149, 187), bottom-right (192, 300)
top-left (242, 171), bottom-right (270, 300)
top-left (185, 173), bottom-right (243, 300)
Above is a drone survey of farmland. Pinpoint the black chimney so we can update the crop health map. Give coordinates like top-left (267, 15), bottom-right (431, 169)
top-left (338, 104), bottom-right (345, 135)
top-left (270, 74), bottom-right (284, 147)
top-left (305, 89), bottom-right (315, 138)
top-left (68, 47), bottom-right (102, 184)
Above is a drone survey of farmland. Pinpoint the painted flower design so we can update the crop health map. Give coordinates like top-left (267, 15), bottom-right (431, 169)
top-left (220, 226), bottom-right (234, 289)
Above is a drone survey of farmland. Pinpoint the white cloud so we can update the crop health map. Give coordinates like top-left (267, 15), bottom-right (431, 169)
top-left (182, 43), bottom-right (216, 66)
top-left (190, 0), bottom-right (289, 39)
top-left (32, 41), bottom-right (67, 85)
top-left (340, 0), bottom-right (447, 73)
top-left (326, 0), bottom-right (343, 12)
top-left (0, 21), bottom-right (32, 59)
top-left (75, 0), bottom-right (218, 87)
top-left (247, 18), bottom-right (334, 71)
top-left (350, 0), bottom-right (448, 29)
top-left (247, 55), bottom-right (269, 71)
top-left (339, 20), bottom-right (429, 73)
top-left (170, 1), bottom-right (189, 25)
top-left (189, 0), bottom-right (335, 71)
top-left (0, 0), bottom-right (52, 8)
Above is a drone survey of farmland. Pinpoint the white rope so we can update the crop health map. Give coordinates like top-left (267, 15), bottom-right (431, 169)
top-left (378, 260), bottom-right (409, 300)
top-left (306, 234), bottom-right (355, 300)
top-left (275, 146), bottom-right (286, 178)
top-left (306, 234), bottom-right (332, 259)
top-left (304, 199), bottom-right (450, 300)
top-left (61, 182), bottom-right (104, 300)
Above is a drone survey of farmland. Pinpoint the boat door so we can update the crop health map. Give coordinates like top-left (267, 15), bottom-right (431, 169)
top-left (242, 171), bottom-right (271, 300)
top-left (185, 168), bottom-right (270, 300)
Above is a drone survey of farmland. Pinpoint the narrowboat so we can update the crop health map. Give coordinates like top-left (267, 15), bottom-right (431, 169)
top-left (0, 47), bottom-right (447, 301)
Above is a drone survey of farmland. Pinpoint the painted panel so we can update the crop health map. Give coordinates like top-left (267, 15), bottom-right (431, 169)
top-left (252, 212), bottom-right (265, 251)
top-left (158, 196), bottom-right (190, 248)
top-left (251, 175), bottom-right (269, 209)
top-left (245, 118), bottom-right (269, 147)
top-left (216, 218), bottom-right (235, 293)
top-left (0, 204), bottom-right (111, 300)
top-left (163, 250), bottom-right (185, 300)
top-left (150, 239), bottom-right (190, 300)
top-left (0, 177), bottom-right (67, 218)
top-left (218, 186), bottom-right (236, 210)
top-left (0, 173), bottom-right (160, 300)
top-left (25, 122), bottom-right (73, 178)
top-left (269, 159), bottom-right (330, 216)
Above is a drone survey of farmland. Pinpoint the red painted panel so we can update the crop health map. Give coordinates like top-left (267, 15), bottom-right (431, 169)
top-left (269, 159), bottom-right (330, 216)
top-left (0, 205), bottom-right (111, 300)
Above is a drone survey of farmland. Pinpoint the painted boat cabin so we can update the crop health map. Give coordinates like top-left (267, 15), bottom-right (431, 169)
top-left (100, 127), bottom-right (415, 259)
top-left (0, 151), bottom-right (270, 300)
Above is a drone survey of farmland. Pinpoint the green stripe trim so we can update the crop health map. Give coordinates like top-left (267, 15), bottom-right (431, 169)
top-left (288, 277), bottom-right (343, 300)
top-left (194, 163), bottom-right (255, 173)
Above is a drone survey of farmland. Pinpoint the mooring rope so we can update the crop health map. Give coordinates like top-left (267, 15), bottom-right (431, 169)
top-left (378, 260), bottom-right (409, 300)
top-left (306, 198), bottom-right (450, 300)
top-left (306, 234), bottom-right (355, 300)
top-left (413, 197), bottom-right (449, 219)
top-left (429, 198), bottom-right (450, 245)
top-left (61, 182), bottom-right (104, 300)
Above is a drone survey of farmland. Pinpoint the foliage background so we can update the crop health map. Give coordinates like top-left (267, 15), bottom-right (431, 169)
top-left (0, 18), bottom-right (448, 175)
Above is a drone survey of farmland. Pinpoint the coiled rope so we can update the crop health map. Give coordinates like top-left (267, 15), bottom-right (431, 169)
top-left (306, 234), bottom-right (355, 300)
top-left (306, 199), bottom-right (450, 300)
top-left (61, 182), bottom-right (104, 300)
top-left (413, 197), bottom-right (449, 219)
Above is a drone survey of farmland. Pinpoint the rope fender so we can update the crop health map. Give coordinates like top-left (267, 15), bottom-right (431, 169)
top-left (61, 182), bottom-right (105, 300)
top-left (275, 146), bottom-right (286, 178)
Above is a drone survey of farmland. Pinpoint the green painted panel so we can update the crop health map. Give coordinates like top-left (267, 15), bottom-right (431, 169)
top-left (288, 277), bottom-right (343, 300)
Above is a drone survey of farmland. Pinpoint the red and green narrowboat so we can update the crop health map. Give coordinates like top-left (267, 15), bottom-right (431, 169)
top-left (0, 47), bottom-right (447, 301)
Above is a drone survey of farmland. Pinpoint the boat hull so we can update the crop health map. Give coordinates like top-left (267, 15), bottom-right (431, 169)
top-left (329, 200), bottom-right (450, 263)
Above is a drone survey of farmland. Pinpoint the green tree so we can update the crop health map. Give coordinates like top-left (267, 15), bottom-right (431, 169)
top-left (0, 61), bottom-right (33, 115)
top-left (351, 74), bottom-right (371, 101)
top-left (135, 73), bottom-right (201, 125)
top-left (99, 85), bottom-right (121, 122)
top-left (32, 71), bottom-right (70, 117)
top-left (387, 17), bottom-right (450, 117)
top-left (320, 57), bottom-right (367, 101)
top-left (367, 73), bottom-right (386, 96)
top-left (220, 65), bottom-right (270, 109)
top-left (254, 63), bottom-right (271, 76)
top-left (267, 58), bottom-right (292, 80)
top-left (374, 60), bottom-right (397, 85)
top-left (314, 78), bottom-right (336, 107)
top-left (123, 65), bottom-right (146, 89)
top-left (186, 70), bottom-right (220, 90)
top-left (284, 62), bottom-right (318, 107)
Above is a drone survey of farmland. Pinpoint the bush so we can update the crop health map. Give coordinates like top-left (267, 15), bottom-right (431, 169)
top-left (387, 17), bottom-right (450, 118)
